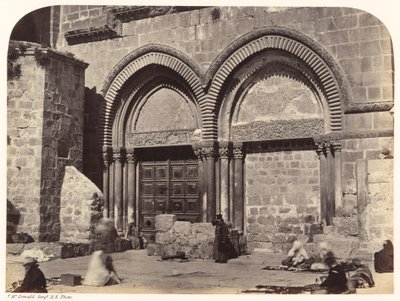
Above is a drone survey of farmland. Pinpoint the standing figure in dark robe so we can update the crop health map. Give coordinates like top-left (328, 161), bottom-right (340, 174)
top-left (13, 257), bottom-right (47, 293)
top-left (212, 214), bottom-right (230, 263)
top-left (374, 239), bottom-right (394, 273)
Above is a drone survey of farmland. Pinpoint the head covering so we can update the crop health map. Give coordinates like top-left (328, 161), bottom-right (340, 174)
top-left (23, 257), bottom-right (37, 266)
top-left (82, 250), bottom-right (111, 286)
top-left (292, 240), bottom-right (303, 250)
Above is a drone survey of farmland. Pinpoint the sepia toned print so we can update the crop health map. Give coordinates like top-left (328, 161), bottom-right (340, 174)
top-left (6, 4), bottom-right (394, 296)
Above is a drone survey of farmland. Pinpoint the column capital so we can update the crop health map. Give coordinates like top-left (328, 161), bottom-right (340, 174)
top-left (232, 142), bottom-right (244, 159)
top-left (113, 147), bottom-right (126, 163)
top-left (200, 140), bottom-right (217, 159)
top-left (102, 146), bottom-right (112, 163)
top-left (330, 139), bottom-right (342, 152)
top-left (218, 141), bottom-right (231, 159)
top-left (126, 148), bottom-right (137, 163)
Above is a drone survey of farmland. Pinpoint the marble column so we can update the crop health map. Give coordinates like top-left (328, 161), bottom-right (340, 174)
top-left (102, 147), bottom-right (111, 218)
top-left (233, 143), bottom-right (244, 231)
top-left (219, 142), bottom-right (230, 221)
top-left (113, 148), bottom-right (125, 234)
top-left (193, 145), bottom-right (206, 222)
top-left (126, 148), bottom-right (137, 226)
top-left (326, 143), bottom-right (335, 225)
top-left (316, 142), bottom-right (328, 225)
top-left (332, 140), bottom-right (343, 216)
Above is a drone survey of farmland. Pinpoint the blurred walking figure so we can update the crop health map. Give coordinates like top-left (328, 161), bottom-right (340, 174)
top-left (83, 250), bottom-right (121, 286)
top-left (13, 257), bottom-right (47, 293)
top-left (374, 239), bottom-right (393, 273)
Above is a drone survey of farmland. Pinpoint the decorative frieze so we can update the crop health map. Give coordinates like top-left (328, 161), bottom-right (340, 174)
top-left (232, 119), bottom-right (324, 142)
top-left (126, 129), bottom-right (195, 147)
top-left (344, 102), bottom-right (394, 114)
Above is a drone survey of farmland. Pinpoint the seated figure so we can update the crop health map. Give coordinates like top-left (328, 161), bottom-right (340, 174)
top-left (319, 252), bottom-right (348, 294)
top-left (374, 240), bottom-right (393, 273)
top-left (281, 240), bottom-right (310, 267)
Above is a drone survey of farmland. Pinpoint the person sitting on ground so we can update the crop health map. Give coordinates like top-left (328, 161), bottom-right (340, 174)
top-left (104, 255), bottom-right (122, 285)
top-left (281, 240), bottom-right (310, 267)
top-left (125, 222), bottom-right (140, 250)
top-left (13, 257), bottom-right (47, 293)
top-left (310, 242), bottom-right (330, 270)
top-left (347, 258), bottom-right (374, 289)
top-left (374, 239), bottom-right (393, 273)
top-left (320, 252), bottom-right (348, 294)
top-left (83, 250), bottom-right (121, 286)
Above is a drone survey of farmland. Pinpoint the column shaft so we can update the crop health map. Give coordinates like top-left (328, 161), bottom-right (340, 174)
top-left (233, 144), bottom-right (244, 231)
top-left (113, 148), bottom-right (124, 233)
top-left (127, 150), bottom-right (136, 226)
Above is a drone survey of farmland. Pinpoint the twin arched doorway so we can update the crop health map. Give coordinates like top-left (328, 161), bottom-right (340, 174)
top-left (99, 27), bottom-right (348, 242)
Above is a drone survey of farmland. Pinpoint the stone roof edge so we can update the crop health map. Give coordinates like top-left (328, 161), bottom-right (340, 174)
top-left (9, 40), bottom-right (88, 69)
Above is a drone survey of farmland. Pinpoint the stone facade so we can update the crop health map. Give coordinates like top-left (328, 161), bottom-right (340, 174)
top-left (7, 6), bottom-right (394, 256)
top-left (7, 43), bottom-right (88, 242)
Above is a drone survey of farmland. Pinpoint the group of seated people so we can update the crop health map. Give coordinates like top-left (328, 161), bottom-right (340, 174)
top-left (280, 239), bottom-right (393, 294)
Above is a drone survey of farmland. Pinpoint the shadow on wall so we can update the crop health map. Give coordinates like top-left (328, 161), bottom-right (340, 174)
top-left (83, 87), bottom-right (104, 190)
top-left (7, 199), bottom-right (34, 243)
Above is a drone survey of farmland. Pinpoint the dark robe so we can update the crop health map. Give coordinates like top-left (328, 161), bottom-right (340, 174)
top-left (320, 264), bottom-right (348, 294)
top-left (213, 219), bottom-right (229, 263)
top-left (13, 265), bottom-right (47, 293)
top-left (374, 240), bottom-right (394, 273)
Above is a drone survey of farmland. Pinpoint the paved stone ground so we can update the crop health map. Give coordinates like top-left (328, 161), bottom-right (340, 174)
top-left (6, 250), bottom-right (393, 295)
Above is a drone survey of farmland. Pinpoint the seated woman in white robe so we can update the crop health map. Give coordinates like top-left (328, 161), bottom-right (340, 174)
top-left (83, 250), bottom-right (121, 286)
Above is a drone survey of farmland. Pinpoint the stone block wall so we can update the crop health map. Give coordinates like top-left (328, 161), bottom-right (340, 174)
top-left (7, 54), bottom-right (46, 240)
top-left (57, 6), bottom-right (393, 103)
top-left (39, 50), bottom-right (87, 241)
top-left (60, 5), bottom-right (106, 34)
top-left (60, 166), bottom-right (103, 243)
top-left (7, 43), bottom-right (88, 242)
top-left (149, 215), bottom-right (215, 258)
top-left (245, 146), bottom-right (320, 252)
top-left (363, 159), bottom-right (393, 251)
top-left (341, 136), bottom-right (393, 216)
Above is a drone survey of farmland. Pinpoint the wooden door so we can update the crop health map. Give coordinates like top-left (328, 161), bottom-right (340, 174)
top-left (139, 159), bottom-right (200, 241)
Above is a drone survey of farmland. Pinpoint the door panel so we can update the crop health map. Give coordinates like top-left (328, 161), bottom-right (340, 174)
top-left (139, 159), bottom-right (200, 240)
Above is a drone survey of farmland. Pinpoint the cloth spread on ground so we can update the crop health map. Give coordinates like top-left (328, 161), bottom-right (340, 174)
top-left (243, 284), bottom-right (356, 294)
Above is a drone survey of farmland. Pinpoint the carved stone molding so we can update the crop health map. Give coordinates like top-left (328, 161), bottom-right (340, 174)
top-left (102, 147), bottom-right (112, 164)
top-left (125, 148), bottom-right (137, 163)
top-left (314, 129), bottom-right (394, 141)
top-left (202, 141), bottom-right (217, 159)
top-left (64, 25), bottom-right (119, 46)
top-left (344, 102), bottom-right (394, 114)
top-left (126, 129), bottom-right (195, 147)
top-left (232, 119), bottom-right (324, 142)
top-left (330, 140), bottom-right (342, 152)
top-left (113, 148), bottom-right (126, 163)
top-left (218, 141), bottom-right (231, 159)
top-left (105, 6), bottom-right (199, 23)
top-left (232, 143), bottom-right (244, 159)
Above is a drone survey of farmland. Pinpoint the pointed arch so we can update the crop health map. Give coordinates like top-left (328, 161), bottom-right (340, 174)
top-left (99, 44), bottom-right (206, 147)
top-left (204, 26), bottom-right (351, 140)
